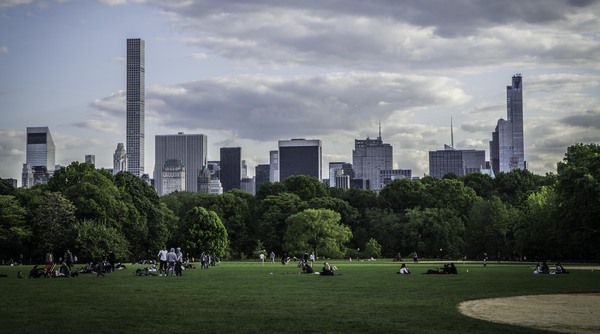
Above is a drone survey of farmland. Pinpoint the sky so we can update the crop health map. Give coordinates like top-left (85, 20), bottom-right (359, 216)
top-left (1, 0), bottom-right (599, 186)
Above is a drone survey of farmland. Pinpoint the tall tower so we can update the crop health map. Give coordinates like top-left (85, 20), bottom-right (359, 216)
top-left (507, 74), bottom-right (524, 170)
top-left (126, 38), bottom-right (145, 177)
top-left (220, 147), bottom-right (242, 192)
top-left (490, 74), bottom-right (525, 174)
top-left (352, 130), bottom-right (392, 191)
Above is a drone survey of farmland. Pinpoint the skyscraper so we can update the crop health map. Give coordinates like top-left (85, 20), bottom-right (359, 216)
top-left (113, 143), bottom-right (127, 175)
top-left (429, 145), bottom-right (486, 178)
top-left (23, 126), bottom-right (55, 188)
top-left (220, 147), bottom-right (242, 192)
top-left (278, 139), bottom-right (322, 181)
top-left (490, 74), bottom-right (525, 174)
top-left (126, 38), bottom-right (145, 177)
top-left (255, 164), bottom-right (270, 192)
top-left (269, 150), bottom-right (279, 183)
top-left (85, 154), bottom-right (95, 166)
top-left (154, 133), bottom-right (207, 196)
top-left (352, 130), bottom-right (392, 191)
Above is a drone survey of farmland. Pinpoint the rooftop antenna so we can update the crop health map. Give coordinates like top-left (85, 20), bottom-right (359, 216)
top-left (451, 117), bottom-right (454, 148)
top-left (378, 121), bottom-right (382, 140)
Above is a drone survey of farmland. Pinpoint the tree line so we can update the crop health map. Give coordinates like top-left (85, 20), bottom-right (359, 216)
top-left (1, 143), bottom-right (598, 264)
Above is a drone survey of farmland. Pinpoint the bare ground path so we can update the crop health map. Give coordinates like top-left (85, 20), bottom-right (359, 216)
top-left (459, 293), bottom-right (600, 333)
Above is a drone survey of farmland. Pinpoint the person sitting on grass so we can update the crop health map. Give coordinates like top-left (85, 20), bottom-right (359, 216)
top-left (28, 265), bottom-right (44, 278)
top-left (301, 262), bottom-right (315, 274)
top-left (398, 263), bottom-right (411, 274)
top-left (541, 261), bottom-right (550, 274)
top-left (555, 263), bottom-right (569, 274)
top-left (321, 262), bottom-right (335, 276)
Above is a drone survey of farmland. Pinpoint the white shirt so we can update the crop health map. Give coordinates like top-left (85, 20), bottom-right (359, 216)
top-left (158, 249), bottom-right (168, 261)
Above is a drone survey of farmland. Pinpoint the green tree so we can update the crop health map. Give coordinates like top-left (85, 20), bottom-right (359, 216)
top-left (403, 208), bottom-right (465, 258)
top-left (31, 192), bottom-right (77, 258)
top-left (0, 195), bottom-right (29, 259)
top-left (179, 207), bottom-right (229, 257)
top-left (73, 219), bottom-right (130, 262)
top-left (254, 192), bottom-right (302, 253)
top-left (512, 186), bottom-right (557, 260)
top-left (363, 238), bottom-right (382, 259)
top-left (255, 181), bottom-right (286, 201)
top-left (283, 209), bottom-right (352, 258)
top-left (555, 143), bottom-right (600, 260)
top-left (282, 175), bottom-right (328, 201)
top-left (378, 178), bottom-right (425, 213)
top-left (465, 196), bottom-right (515, 259)
top-left (364, 208), bottom-right (403, 257)
top-left (461, 173), bottom-right (496, 199)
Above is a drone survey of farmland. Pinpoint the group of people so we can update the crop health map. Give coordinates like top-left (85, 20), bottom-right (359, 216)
top-left (534, 261), bottom-right (569, 274)
top-left (157, 246), bottom-right (185, 276)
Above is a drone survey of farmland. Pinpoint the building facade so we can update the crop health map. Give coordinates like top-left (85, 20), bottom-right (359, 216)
top-left (23, 126), bottom-right (55, 188)
top-left (352, 135), bottom-right (392, 191)
top-left (328, 162), bottom-right (353, 188)
top-left (269, 150), bottom-right (279, 183)
top-left (220, 147), bottom-right (242, 192)
top-left (278, 139), bottom-right (322, 181)
top-left (113, 143), bottom-right (127, 175)
top-left (490, 74), bottom-right (525, 175)
top-left (85, 154), bottom-right (95, 166)
top-left (161, 159), bottom-right (186, 195)
top-left (255, 164), bottom-right (270, 192)
top-left (126, 38), bottom-right (145, 177)
top-left (429, 145), bottom-right (486, 178)
top-left (154, 133), bottom-right (207, 196)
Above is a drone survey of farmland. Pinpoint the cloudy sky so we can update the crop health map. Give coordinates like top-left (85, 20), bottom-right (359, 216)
top-left (1, 0), bottom-right (599, 185)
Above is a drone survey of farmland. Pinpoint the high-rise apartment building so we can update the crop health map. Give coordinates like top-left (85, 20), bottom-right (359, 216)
top-left (490, 74), bottom-right (525, 174)
top-left (352, 131), bottom-right (392, 191)
top-left (269, 150), bottom-right (279, 183)
top-left (154, 133), bottom-right (207, 196)
top-left (429, 145), bottom-right (485, 178)
top-left (113, 143), bottom-right (127, 175)
top-left (85, 154), bottom-right (95, 166)
top-left (126, 38), bottom-right (145, 177)
top-left (278, 139), bottom-right (322, 181)
top-left (220, 147), bottom-right (242, 192)
top-left (23, 126), bottom-right (55, 188)
top-left (255, 164), bottom-right (270, 192)
top-left (328, 162), bottom-right (353, 188)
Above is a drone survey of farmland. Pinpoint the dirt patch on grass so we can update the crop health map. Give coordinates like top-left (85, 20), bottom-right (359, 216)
top-left (459, 293), bottom-right (600, 333)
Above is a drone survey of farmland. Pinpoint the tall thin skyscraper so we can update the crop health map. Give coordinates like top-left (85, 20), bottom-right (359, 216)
top-left (490, 74), bottom-right (525, 174)
top-left (352, 128), bottom-right (392, 191)
top-left (220, 147), bottom-right (242, 192)
top-left (126, 38), bottom-right (145, 177)
top-left (278, 139), bottom-right (322, 181)
top-left (154, 133), bottom-right (207, 196)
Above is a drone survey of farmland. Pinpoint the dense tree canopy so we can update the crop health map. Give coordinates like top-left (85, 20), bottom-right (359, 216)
top-left (2, 143), bottom-right (599, 263)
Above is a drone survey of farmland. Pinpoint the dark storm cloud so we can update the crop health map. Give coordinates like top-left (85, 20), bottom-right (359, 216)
top-left (561, 110), bottom-right (600, 129)
top-left (143, 73), bottom-right (469, 141)
top-left (151, 0), bottom-right (600, 72)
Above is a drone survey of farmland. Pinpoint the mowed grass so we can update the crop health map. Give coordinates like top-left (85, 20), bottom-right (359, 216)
top-left (0, 261), bottom-right (598, 333)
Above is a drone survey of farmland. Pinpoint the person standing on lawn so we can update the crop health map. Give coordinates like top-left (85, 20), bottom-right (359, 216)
top-left (157, 246), bottom-right (168, 276)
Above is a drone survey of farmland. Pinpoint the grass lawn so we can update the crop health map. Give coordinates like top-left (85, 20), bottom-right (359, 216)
top-left (0, 260), bottom-right (598, 333)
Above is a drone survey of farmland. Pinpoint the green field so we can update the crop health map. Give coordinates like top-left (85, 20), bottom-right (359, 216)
top-left (0, 261), bottom-right (598, 333)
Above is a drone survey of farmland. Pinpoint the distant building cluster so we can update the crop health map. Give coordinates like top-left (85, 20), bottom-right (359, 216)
top-left (16, 39), bottom-right (526, 194)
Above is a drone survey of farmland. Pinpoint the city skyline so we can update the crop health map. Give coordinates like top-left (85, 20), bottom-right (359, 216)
top-left (1, 1), bottom-right (599, 184)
